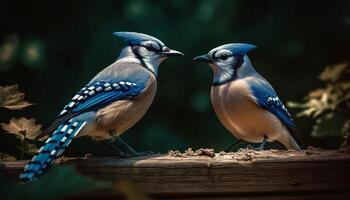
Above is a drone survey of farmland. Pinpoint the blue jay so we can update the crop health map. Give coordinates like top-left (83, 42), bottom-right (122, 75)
top-left (20, 32), bottom-right (183, 182)
top-left (194, 43), bottom-right (302, 151)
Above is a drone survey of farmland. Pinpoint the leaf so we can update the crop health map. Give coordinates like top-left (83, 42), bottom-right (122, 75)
top-left (0, 84), bottom-right (33, 110)
top-left (319, 63), bottom-right (348, 82)
top-left (0, 165), bottom-right (109, 200)
top-left (1, 117), bottom-right (42, 140)
top-left (311, 113), bottom-right (346, 137)
top-left (0, 152), bottom-right (16, 161)
top-left (295, 93), bottom-right (331, 118)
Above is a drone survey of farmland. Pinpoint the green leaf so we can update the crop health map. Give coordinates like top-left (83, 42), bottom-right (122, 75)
top-left (0, 165), bottom-right (109, 200)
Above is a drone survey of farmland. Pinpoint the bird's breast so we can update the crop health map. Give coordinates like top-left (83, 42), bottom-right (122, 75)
top-left (211, 79), bottom-right (281, 143)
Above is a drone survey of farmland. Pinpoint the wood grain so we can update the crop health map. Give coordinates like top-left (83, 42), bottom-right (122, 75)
top-left (1, 148), bottom-right (350, 199)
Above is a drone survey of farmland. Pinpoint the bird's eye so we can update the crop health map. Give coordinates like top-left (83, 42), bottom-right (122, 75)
top-left (219, 54), bottom-right (230, 60)
top-left (145, 44), bottom-right (156, 51)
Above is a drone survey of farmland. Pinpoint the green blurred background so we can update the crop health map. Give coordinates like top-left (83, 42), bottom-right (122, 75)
top-left (1, 0), bottom-right (349, 158)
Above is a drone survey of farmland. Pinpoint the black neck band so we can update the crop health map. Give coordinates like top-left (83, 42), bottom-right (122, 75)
top-left (131, 46), bottom-right (157, 77)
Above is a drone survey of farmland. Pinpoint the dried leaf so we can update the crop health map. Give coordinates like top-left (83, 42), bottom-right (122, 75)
top-left (1, 117), bottom-right (42, 140)
top-left (0, 84), bottom-right (33, 110)
top-left (289, 63), bottom-right (350, 139)
top-left (319, 63), bottom-right (347, 82)
top-left (296, 93), bottom-right (331, 118)
top-left (0, 152), bottom-right (17, 161)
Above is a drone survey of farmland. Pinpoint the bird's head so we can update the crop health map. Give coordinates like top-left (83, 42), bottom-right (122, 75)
top-left (194, 43), bottom-right (257, 85)
top-left (114, 32), bottom-right (184, 76)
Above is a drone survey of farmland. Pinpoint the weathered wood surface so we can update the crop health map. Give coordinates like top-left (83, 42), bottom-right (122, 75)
top-left (2, 148), bottom-right (350, 199)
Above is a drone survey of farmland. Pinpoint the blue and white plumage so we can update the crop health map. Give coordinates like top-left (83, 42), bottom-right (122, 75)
top-left (20, 32), bottom-right (183, 182)
top-left (194, 43), bottom-right (302, 150)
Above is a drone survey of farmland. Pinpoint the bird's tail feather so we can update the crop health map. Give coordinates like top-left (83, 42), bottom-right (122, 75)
top-left (19, 120), bottom-right (86, 182)
top-left (288, 134), bottom-right (302, 151)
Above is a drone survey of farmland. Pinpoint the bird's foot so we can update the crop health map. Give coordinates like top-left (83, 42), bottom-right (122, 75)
top-left (245, 145), bottom-right (264, 151)
top-left (244, 136), bottom-right (267, 151)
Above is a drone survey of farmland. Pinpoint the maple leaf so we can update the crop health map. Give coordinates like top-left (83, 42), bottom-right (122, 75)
top-left (0, 84), bottom-right (33, 110)
top-left (1, 117), bottom-right (42, 140)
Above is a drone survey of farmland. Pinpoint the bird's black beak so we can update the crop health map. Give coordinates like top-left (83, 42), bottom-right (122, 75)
top-left (193, 54), bottom-right (214, 63)
top-left (160, 47), bottom-right (184, 57)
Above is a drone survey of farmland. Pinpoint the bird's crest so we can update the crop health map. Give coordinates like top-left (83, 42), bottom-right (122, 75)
top-left (210, 43), bottom-right (257, 56)
top-left (113, 32), bottom-right (165, 46)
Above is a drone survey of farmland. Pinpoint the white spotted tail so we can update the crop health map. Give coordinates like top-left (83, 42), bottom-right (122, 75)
top-left (19, 120), bottom-right (86, 182)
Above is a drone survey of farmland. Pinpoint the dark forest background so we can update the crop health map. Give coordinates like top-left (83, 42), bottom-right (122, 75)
top-left (1, 0), bottom-right (350, 158)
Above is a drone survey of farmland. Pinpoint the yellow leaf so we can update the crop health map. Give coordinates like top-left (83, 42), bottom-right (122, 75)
top-left (1, 117), bottom-right (42, 140)
top-left (0, 84), bottom-right (33, 110)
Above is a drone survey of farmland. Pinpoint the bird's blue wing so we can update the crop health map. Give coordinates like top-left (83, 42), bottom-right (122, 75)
top-left (59, 80), bottom-right (145, 117)
top-left (248, 78), bottom-right (295, 129)
top-left (36, 80), bottom-right (146, 139)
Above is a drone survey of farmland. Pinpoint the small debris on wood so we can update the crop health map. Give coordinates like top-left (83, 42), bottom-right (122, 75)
top-left (169, 148), bottom-right (215, 157)
top-left (305, 146), bottom-right (323, 155)
top-left (167, 146), bottom-right (349, 163)
top-left (217, 148), bottom-right (280, 161)
top-left (56, 154), bottom-right (92, 164)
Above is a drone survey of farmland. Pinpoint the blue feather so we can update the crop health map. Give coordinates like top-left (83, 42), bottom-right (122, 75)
top-left (19, 120), bottom-right (86, 182)
top-left (210, 43), bottom-right (257, 56)
top-left (59, 80), bottom-right (145, 118)
top-left (113, 32), bottom-right (165, 46)
top-left (248, 78), bottom-right (295, 129)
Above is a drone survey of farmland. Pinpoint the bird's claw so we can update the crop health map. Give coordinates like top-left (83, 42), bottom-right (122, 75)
top-left (244, 144), bottom-right (264, 151)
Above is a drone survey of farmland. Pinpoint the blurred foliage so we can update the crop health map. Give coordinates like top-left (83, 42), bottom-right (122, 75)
top-left (0, 84), bottom-right (32, 110)
top-left (0, 84), bottom-right (42, 160)
top-left (0, 35), bottom-right (19, 71)
top-left (0, 35), bottom-right (45, 71)
top-left (0, 165), bottom-right (109, 200)
top-left (288, 63), bottom-right (350, 138)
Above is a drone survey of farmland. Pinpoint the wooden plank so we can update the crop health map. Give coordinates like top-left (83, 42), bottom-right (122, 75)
top-left (1, 148), bottom-right (350, 199)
